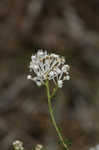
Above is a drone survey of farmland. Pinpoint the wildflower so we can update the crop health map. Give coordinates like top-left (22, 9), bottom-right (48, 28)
top-left (35, 144), bottom-right (43, 150)
top-left (12, 140), bottom-right (24, 150)
top-left (58, 80), bottom-right (63, 88)
top-left (89, 144), bottom-right (99, 150)
top-left (27, 50), bottom-right (70, 88)
top-left (96, 145), bottom-right (99, 150)
top-left (89, 148), bottom-right (95, 150)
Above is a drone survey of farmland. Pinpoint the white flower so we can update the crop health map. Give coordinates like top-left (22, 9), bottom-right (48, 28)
top-left (27, 50), bottom-right (70, 88)
top-left (96, 145), bottom-right (99, 150)
top-left (65, 75), bottom-right (70, 80)
top-left (12, 140), bottom-right (24, 150)
top-left (89, 144), bottom-right (99, 150)
top-left (89, 148), bottom-right (95, 150)
top-left (35, 144), bottom-right (43, 150)
top-left (27, 75), bottom-right (32, 79)
top-left (58, 80), bottom-right (63, 88)
top-left (62, 65), bottom-right (70, 72)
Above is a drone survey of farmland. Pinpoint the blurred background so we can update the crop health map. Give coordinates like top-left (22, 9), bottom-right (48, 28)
top-left (0, 0), bottom-right (99, 150)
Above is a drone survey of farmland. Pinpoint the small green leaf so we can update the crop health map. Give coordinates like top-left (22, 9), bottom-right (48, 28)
top-left (58, 127), bottom-right (62, 132)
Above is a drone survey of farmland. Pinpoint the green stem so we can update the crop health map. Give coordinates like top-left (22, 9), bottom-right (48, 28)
top-left (45, 81), bottom-right (69, 150)
top-left (50, 85), bottom-right (58, 99)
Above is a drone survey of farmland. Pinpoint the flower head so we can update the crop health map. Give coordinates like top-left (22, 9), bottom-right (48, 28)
top-left (27, 50), bottom-right (70, 88)
top-left (89, 144), bottom-right (99, 150)
top-left (12, 140), bottom-right (24, 150)
top-left (35, 144), bottom-right (43, 150)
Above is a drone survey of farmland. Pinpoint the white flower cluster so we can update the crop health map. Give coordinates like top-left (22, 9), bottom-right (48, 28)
top-left (35, 144), bottom-right (43, 150)
top-left (89, 145), bottom-right (99, 150)
top-left (12, 140), bottom-right (24, 150)
top-left (27, 50), bottom-right (70, 88)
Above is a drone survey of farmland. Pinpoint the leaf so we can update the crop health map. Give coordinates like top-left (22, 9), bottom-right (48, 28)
top-left (58, 127), bottom-right (62, 132)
